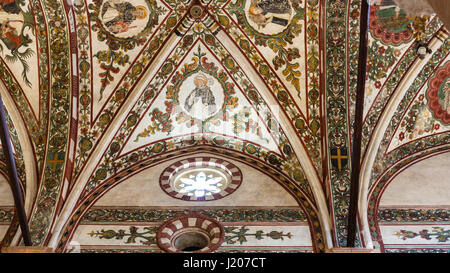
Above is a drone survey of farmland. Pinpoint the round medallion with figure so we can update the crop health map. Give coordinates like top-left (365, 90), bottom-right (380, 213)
top-left (178, 73), bottom-right (225, 121)
top-left (426, 62), bottom-right (450, 125)
top-left (99, 0), bottom-right (151, 38)
top-left (244, 0), bottom-right (293, 35)
top-left (369, 0), bottom-right (413, 45)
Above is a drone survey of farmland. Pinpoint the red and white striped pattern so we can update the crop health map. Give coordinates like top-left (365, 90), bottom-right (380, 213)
top-left (156, 214), bottom-right (225, 253)
top-left (159, 157), bottom-right (242, 201)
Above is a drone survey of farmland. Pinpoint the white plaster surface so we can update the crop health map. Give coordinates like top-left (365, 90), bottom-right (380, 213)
top-left (95, 153), bottom-right (299, 207)
top-left (0, 174), bottom-right (13, 206)
top-left (380, 152), bottom-right (450, 206)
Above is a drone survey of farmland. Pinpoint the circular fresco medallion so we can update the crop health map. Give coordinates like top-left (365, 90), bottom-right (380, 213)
top-left (156, 214), bottom-right (225, 253)
top-left (426, 62), bottom-right (450, 125)
top-left (99, 0), bottom-right (151, 38)
top-left (178, 73), bottom-right (225, 121)
top-left (159, 157), bottom-right (242, 201)
top-left (369, 0), bottom-right (413, 45)
top-left (244, 0), bottom-right (293, 35)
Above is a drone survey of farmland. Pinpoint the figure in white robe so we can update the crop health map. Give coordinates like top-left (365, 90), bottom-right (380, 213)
top-left (184, 74), bottom-right (217, 120)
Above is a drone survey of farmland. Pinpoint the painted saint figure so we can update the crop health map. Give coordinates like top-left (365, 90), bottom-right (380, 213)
top-left (101, 0), bottom-right (148, 35)
top-left (248, 0), bottom-right (292, 29)
top-left (184, 74), bottom-right (217, 119)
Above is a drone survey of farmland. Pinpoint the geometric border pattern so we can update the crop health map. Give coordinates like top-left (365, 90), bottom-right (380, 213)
top-left (156, 214), bottom-right (225, 253)
top-left (159, 157), bottom-right (242, 201)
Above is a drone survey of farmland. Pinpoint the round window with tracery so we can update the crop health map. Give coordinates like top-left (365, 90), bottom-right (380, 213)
top-left (159, 157), bottom-right (242, 201)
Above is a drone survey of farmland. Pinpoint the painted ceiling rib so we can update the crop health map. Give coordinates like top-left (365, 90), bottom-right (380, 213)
top-left (347, 0), bottom-right (369, 248)
top-left (0, 93), bottom-right (31, 246)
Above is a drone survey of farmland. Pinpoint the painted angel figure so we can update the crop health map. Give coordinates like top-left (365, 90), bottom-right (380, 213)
top-left (178, 171), bottom-right (223, 197)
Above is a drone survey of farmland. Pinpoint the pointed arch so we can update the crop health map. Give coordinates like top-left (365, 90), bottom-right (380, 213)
top-left (0, 78), bottom-right (38, 245)
top-left (54, 146), bottom-right (326, 252)
top-left (359, 34), bottom-right (448, 249)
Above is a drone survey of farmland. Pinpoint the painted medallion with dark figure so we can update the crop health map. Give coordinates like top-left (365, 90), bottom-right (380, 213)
top-left (100, 0), bottom-right (149, 38)
top-left (246, 0), bottom-right (292, 35)
top-left (179, 73), bottom-right (223, 121)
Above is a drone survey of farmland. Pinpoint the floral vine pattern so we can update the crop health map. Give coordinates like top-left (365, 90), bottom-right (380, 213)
top-left (324, 0), bottom-right (362, 247)
top-left (89, 226), bottom-right (159, 245)
top-left (88, 0), bottom-right (167, 100)
top-left (88, 225), bottom-right (293, 246)
top-left (73, 0), bottom-right (186, 180)
top-left (224, 226), bottom-right (293, 245)
top-left (395, 227), bottom-right (450, 243)
top-left (396, 95), bottom-right (441, 144)
top-left (227, 0), bottom-right (304, 93)
top-left (28, 0), bottom-right (72, 245)
top-left (210, 0), bottom-right (322, 172)
top-left (134, 47), bottom-right (241, 140)
top-left (83, 16), bottom-right (313, 201)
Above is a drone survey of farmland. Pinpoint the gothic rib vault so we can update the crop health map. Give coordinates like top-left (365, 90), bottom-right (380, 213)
top-left (0, 0), bottom-right (448, 253)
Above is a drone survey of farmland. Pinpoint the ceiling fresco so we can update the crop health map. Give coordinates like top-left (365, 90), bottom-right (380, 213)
top-left (0, 0), bottom-right (448, 253)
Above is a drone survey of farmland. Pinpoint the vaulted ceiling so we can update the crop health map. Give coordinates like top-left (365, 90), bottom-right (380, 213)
top-left (0, 0), bottom-right (448, 253)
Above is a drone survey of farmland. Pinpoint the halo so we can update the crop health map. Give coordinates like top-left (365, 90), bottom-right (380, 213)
top-left (136, 6), bottom-right (148, 19)
top-left (249, 5), bottom-right (258, 16)
top-left (194, 73), bottom-right (208, 86)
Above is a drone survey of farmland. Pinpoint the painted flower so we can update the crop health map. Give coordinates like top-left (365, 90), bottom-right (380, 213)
top-left (434, 123), bottom-right (441, 130)
top-left (399, 132), bottom-right (405, 141)
top-left (176, 5), bottom-right (186, 15)
top-left (167, 141), bottom-right (175, 149)
top-left (375, 81), bottom-right (381, 89)
top-left (194, 23), bottom-right (204, 32)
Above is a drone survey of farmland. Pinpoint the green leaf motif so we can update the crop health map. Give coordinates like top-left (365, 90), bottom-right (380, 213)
top-left (224, 226), bottom-right (293, 245)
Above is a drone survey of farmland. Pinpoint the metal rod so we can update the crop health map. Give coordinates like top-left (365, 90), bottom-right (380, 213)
top-left (0, 93), bottom-right (32, 246)
top-left (347, 0), bottom-right (370, 248)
